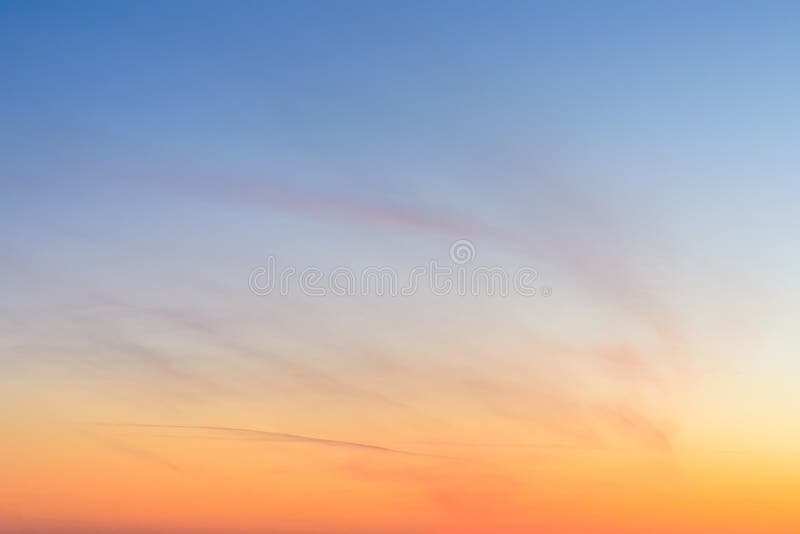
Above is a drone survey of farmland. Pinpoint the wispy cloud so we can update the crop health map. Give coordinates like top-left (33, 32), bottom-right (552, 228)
top-left (89, 423), bottom-right (444, 458)
top-left (220, 179), bottom-right (683, 351)
top-left (598, 404), bottom-right (675, 452)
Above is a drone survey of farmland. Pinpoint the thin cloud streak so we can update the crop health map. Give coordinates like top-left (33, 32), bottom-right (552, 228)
top-left (89, 422), bottom-right (446, 458)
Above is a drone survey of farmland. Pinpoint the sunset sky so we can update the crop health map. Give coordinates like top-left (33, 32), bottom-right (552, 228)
top-left (2, 2), bottom-right (800, 533)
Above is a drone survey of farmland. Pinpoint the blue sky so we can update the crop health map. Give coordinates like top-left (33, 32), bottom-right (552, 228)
top-left (3, 0), bottom-right (800, 373)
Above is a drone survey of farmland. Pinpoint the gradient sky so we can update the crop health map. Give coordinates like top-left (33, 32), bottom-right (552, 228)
top-left (2, 2), bottom-right (800, 533)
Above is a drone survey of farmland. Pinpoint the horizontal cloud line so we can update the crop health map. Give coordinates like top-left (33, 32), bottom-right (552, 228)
top-left (88, 422), bottom-right (448, 458)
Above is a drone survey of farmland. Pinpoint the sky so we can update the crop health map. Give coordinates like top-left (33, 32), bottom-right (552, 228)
top-left (1, 1), bottom-right (800, 533)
